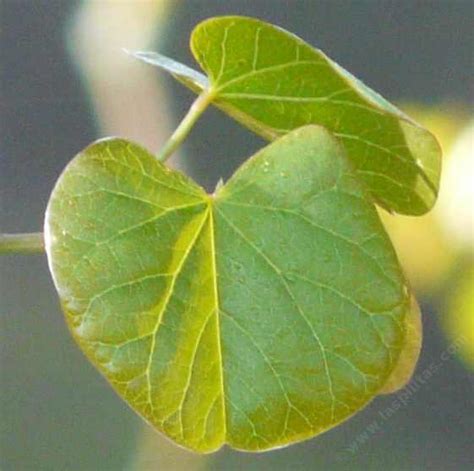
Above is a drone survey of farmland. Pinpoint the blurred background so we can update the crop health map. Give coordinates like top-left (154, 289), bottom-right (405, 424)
top-left (1, 1), bottom-right (473, 470)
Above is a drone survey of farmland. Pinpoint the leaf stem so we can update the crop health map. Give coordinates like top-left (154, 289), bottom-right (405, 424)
top-left (156, 88), bottom-right (215, 162)
top-left (0, 232), bottom-right (45, 255)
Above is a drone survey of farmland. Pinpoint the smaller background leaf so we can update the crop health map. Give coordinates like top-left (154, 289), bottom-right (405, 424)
top-left (188, 16), bottom-right (441, 216)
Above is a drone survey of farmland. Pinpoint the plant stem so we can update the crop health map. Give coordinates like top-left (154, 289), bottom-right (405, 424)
top-left (0, 233), bottom-right (45, 255)
top-left (0, 91), bottom-right (216, 256)
top-left (156, 88), bottom-right (216, 162)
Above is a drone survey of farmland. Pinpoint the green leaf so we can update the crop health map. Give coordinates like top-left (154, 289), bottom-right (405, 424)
top-left (45, 126), bottom-right (411, 453)
top-left (155, 15), bottom-right (438, 216)
top-left (127, 50), bottom-right (209, 93)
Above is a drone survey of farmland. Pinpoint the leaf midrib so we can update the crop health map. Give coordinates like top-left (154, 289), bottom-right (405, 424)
top-left (144, 206), bottom-right (211, 408)
top-left (208, 202), bottom-right (227, 440)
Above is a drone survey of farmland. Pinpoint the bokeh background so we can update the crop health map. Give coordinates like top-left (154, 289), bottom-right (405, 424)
top-left (1, 1), bottom-right (473, 470)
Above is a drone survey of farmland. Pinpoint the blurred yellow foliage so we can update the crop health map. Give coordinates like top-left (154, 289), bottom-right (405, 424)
top-left (380, 105), bottom-right (472, 294)
top-left (443, 266), bottom-right (474, 369)
top-left (380, 104), bottom-right (473, 371)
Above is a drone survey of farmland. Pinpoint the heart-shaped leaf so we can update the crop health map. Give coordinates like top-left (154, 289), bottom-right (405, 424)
top-left (45, 126), bottom-right (411, 453)
top-left (133, 16), bottom-right (441, 216)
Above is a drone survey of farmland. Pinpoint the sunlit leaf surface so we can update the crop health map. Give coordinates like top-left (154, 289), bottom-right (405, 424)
top-left (45, 126), bottom-right (410, 452)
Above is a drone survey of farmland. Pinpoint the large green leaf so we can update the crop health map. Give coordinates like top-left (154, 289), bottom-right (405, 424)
top-left (45, 126), bottom-right (411, 453)
top-left (134, 16), bottom-right (441, 216)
